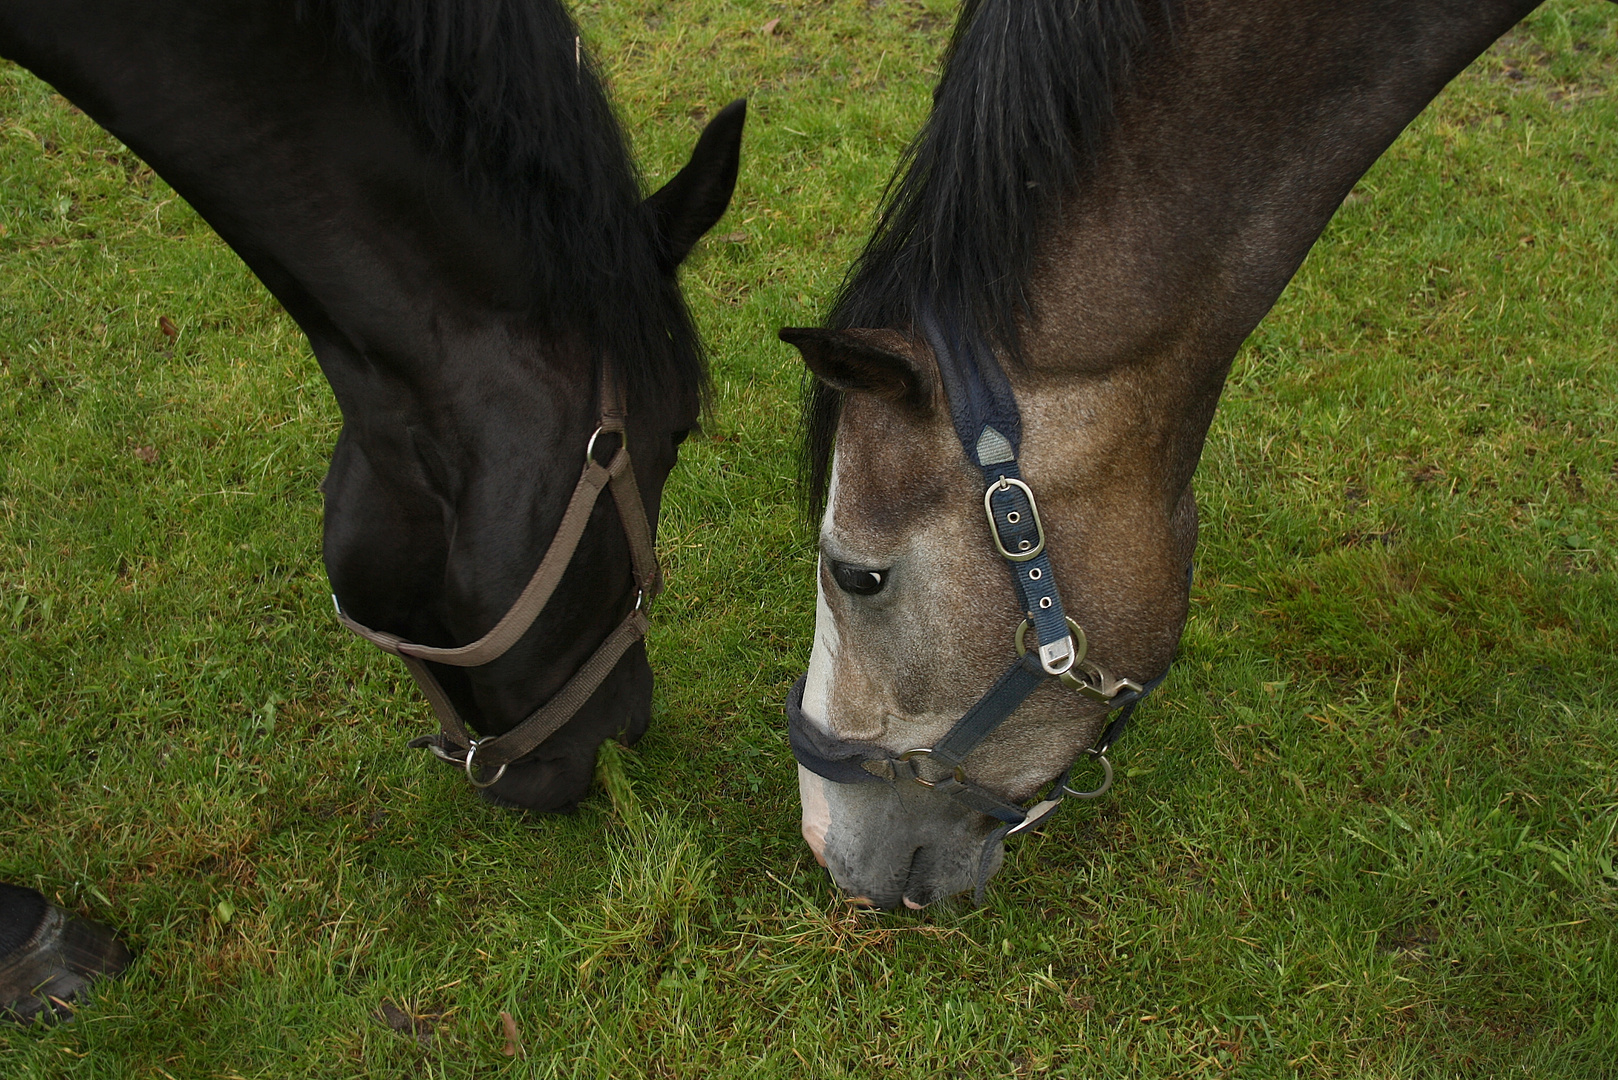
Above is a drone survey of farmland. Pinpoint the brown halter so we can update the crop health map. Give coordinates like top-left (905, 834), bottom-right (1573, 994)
top-left (333, 369), bottom-right (661, 789)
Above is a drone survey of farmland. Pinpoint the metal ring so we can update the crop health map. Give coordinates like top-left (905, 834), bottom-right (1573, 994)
top-left (585, 425), bottom-right (606, 464)
top-left (898, 748), bottom-right (966, 788)
top-left (463, 739), bottom-right (509, 789)
top-left (1060, 750), bottom-right (1113, 800)
top-left (1014, 616), bottom-right (1088, 669)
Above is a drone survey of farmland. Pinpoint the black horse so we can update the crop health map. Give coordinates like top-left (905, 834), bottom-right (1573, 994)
top-left (781, 0), bottom-right (1598, 907)
top-left (0, 0), bottom-right (742, 1019)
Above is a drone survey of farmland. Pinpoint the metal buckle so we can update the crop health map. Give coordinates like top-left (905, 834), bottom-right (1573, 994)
top-left (1015, 616), bottom-right (1087, 676)
top-left (984, 477), bottom-right (1045, 562)
top-left (1060, 748), bottom-right (1113, 799)
top-left (462, 739), bottom-right (509, 789)
top-left (897, 748), bottom-right (966, 788)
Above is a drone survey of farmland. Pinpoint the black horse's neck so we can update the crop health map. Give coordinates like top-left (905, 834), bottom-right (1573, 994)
top-left (6, 0), bottom-right (594, 403)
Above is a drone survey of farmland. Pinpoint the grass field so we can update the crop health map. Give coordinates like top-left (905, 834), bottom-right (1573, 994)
top-left (2, 1), bottom-right (1616, 1076)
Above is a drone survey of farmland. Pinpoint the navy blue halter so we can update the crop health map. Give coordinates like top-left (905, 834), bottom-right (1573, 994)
top-left (786, 311), bottom-right (1178, 895)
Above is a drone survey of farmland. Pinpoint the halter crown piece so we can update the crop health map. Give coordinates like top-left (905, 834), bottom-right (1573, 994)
top-left (785, 310), bottom-right (1176, 898)
top-left (334, 364), bottom-right (661, 789)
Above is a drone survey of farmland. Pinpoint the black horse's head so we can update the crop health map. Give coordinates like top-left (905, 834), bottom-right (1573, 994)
top-left (317, 98), bottom-right (746, 810)
top-left (218, 3), bottom-right (750, 811)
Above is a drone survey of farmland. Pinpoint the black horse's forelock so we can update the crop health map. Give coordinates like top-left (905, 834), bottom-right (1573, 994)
top-left (299, 0), bottom-right (705, 411)
top-left (802, 0), bottom-right (1172, 518)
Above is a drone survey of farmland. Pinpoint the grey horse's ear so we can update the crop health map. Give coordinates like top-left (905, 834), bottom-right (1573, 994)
top-left (779, 327), bottom-right (935, 411)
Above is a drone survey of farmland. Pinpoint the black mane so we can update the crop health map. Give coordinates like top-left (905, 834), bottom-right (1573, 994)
top-left (804, 0), bottom-right (1170, 514)
top-left (301, 0), bottom-right (704, 409)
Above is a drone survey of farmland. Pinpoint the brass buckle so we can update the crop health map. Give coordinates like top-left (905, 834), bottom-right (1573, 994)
top-left (897, 748), bottom-right (966, 788)
top-left (984, 477), bottom-right (1045, 562)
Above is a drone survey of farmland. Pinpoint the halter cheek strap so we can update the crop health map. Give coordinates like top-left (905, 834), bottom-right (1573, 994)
top-left (333, 368), bottom-right (662, 788)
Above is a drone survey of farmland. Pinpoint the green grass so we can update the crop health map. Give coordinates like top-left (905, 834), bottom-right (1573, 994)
top-left (2, 1), bottom-right (1615, 1076)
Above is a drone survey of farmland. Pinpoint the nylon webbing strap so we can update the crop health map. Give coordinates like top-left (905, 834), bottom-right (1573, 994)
top-left (927, 654), bottom-right (1044, 769)
top-left (922, 314), bottom-right (1077, 675)
top-left (608, 446), bottom-right (662, 602)
top-left (412, 609), bottom-right (650, 769)
top-left (334, 451), bottom-right (624, 666)
top-left (921, 310), bottom-right (1021, 457)
top-left (786, 676), bottom-right (887, 786)
top-left (982, 460), bottom-right (1074, 671)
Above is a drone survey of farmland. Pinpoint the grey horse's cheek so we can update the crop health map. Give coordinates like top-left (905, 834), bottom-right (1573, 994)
top-left (798, 766), bottom-right (830, 866)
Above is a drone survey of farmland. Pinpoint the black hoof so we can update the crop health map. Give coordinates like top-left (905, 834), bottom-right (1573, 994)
top-left (0, 904), bottom-right (132, 1025)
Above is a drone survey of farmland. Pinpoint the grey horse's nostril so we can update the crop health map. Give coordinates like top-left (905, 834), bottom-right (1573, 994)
top-left (903, 897), bottom-right (927, 910)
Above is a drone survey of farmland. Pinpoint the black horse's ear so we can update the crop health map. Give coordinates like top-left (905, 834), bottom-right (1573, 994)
top-left (645, 99), bottom-right (746, 270)
top-left (779, 327), bottom-right (935, 412)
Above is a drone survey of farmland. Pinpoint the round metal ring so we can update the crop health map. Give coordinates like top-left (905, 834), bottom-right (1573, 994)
top-left (463, 740), bottom-right (509, 789)
top-left (1014, 616), bottom-right (1088, 668)
top-left (897, 748), bottom-right (966, 788)
top-left (585, 425), bottom-right (606, 464)
top-left (1060, 750), bottom-right (1113, 800)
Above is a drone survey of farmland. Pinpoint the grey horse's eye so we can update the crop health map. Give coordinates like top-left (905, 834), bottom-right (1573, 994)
top-left (829, 560), bottom-right (886, 596)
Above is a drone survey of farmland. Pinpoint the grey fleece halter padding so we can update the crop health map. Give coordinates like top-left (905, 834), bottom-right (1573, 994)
top-left (924, 310), bottom-right (1022, 461)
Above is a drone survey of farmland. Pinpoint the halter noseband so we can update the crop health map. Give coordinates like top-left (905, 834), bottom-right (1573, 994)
top-left (785, 312), bottom-right (1177, 895)
top-left (333, 366), bottom-right (661, 789)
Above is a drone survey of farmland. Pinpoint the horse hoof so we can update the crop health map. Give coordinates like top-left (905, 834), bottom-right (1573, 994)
top-left (0, 906), bottom-right (132, 1025)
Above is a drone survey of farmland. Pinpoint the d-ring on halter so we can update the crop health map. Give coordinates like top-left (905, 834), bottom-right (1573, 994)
top-left (784, 309), bottom-right (1178, 900)
top-left (333, 364), bottom-right (662, 788)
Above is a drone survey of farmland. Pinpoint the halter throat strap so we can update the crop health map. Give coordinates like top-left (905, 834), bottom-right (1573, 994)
top-left (333, 366), bottom-right (661, 784)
